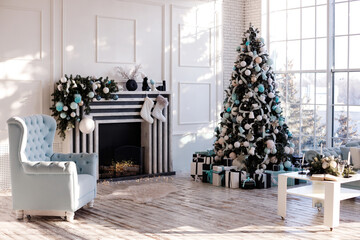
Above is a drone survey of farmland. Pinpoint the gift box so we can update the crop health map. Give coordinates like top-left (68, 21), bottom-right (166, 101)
top-left (191, 161), bottom-right (204, 178)
top-left (253, 172), bottom-right (272, 189)
top-left (195, 149), bottom-right (215, 157)
top-left (193, 154), bottom-right (214, 164)
top-left (241, 177), bottom-right (256, 189)
top-left (272, 164), bottom-right (281, 171)
top-left (212, 166), bottom-right (236, 187)
top-left (221, 158), bottom-right (233, 166)
top-left (202, 164), bottom-right (213, 183)
top-left (225, 170), bottom-right (247, 188)
top-left (264, 170), bottom-right (301, 186)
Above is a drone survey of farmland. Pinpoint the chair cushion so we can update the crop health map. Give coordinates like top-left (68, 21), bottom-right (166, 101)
top-left (78, 174), bottom-right (95, 198)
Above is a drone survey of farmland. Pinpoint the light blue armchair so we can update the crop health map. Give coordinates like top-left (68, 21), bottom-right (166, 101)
top-left (7, 114), bottom-right (97, 221)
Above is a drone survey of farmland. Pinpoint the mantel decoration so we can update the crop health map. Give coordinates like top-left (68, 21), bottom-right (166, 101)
top-left (50, 74), bottom-right (119, 139)
top-left (117, 64), bottom-right (142, 91)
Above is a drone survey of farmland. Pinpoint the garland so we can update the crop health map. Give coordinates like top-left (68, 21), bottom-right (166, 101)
top-left (50, 74), bottom-right (119, 139)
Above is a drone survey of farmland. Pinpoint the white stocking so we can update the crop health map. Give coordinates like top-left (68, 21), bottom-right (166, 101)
top-left (152, 95), bottom-right (168, 122)
top-left (140, 97), bottom-right (154, 123)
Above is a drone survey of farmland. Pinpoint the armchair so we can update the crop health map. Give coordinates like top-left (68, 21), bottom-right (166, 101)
top-left (7, 114), bottom-right (97, 221)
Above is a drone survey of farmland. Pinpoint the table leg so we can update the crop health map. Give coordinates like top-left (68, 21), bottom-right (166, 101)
top-left (324, 182), bottom-right (340, 230)
top-left (278, 174), bottom-right (287, 219)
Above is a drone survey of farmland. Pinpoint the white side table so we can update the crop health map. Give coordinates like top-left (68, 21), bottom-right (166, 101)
top-left (277, 172), bottom-right (360, 231)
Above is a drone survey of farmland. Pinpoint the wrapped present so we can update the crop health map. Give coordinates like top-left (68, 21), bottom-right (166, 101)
top-left (202, 164), bottom-right (213, 183)
top-left (241, 177), bottom-right (256, 189)
top-left (193, 154), bottom-right (214, 164)
top-left (221, 158), bottom-right (233, 166)
top-left (225, 169), bottom-right (247, 188)
top-left (195, 149), bottom-right (215, 157)
top-left (272, 164), bottom-right (281, 171)
top-left (253, 172), bottom-right (271, 189)
top-left (264, 170), bottom-right (300, 186)
top-left (212, 166), bottom-right (236, 187)
top-left (291, 154), bottom-right (303, 168)
top-left (191, 161), bottom-right (204, 178)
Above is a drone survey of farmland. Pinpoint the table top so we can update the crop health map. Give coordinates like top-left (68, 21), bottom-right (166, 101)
top-left (280, 171), bottom-right (360, 184)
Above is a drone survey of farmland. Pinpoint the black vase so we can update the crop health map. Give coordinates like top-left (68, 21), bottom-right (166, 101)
top-left (126, 79), bottom-right (138, 91)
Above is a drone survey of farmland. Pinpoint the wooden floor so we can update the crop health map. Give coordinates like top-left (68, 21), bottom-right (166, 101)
top-left (1, 174), bottom-right (360, 240)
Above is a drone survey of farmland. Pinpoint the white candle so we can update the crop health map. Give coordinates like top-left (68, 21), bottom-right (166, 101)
top-left (348, 151), bottom-right (351, 165)
top-left (302, 155), bottom-right (305, 166)
top-left (320, 143), bottom-right (323, 156)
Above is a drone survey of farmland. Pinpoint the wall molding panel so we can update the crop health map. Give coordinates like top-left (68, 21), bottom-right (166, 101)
top-left (96, 16), bottom-right (136, 64)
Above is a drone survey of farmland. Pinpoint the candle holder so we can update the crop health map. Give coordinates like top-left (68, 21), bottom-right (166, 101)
top-left (343, 164), bottom-right (352, 178)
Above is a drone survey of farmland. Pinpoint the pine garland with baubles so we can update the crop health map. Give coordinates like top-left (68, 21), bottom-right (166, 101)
top-left (50, 74), bottom-right (118, 139)
top-left (214, 25), bottom-right (294, 174)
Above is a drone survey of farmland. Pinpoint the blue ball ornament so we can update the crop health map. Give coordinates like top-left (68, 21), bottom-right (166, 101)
top-left (224, 113), bottom-right (230, 118)
top-left (233, 66), bottom-right (237, 71)
top-left (248, 83), bottom-right (252, 87)
top-left (279, 120), bottom-right (284, 126)
top-left (88, 92), bottom-right (95, 98)
top-left (271, 148), bottom-right (277, 154)
top-left (66, 117), bottom-right (70, 120)
top-left (258, 84), bottom-right (265, 93)
top-left (55, 102), bottom-right (64, 112)
top-left (235, 100), bottom-right (240, 105)
top-left (239, 127), bottom-right (245, 133)
top-left (60, 112), bottom-right (67, 119)
top-left (255, 66), bottom-right (261, 72)
top-left (288, 131), bottom-right (293, 137)
top-left (267, 58), bottom-right (273, 65)
top-left (96, 95), bottom-right (102, 101)
top-left (253, 51), bottom-right (257, 55)
top-left (214, 127), bottom-right (219, 132)
top-left (290, 143), bottom-right (295, 148)
top-left (275, 96), bottom-right (280, 103)
top-left (74, 94), bottom-right (82, 104)
top-left (236, 46), bottom-right (241, 51)
top-left (108, 80), bottom-right (111, 84)
top-left (227, 107), bottom-right (231, 112)
top-left (284, 160), bottom-right (292, 169)
top-left (70, 102), bottom-right (78, 110)
top-left (232, 117), bottom-right (236, 123)
top-left (275, 107), bottom-right (282, 114)
top-left (270, 116), bottom-right (277, 121)
top-left (245, 41), bottom-right (250, 46)
top-left (272, 105), bottom-right (278, 111)
top-left (260, 37), bottom-right (265, 43)
top-left (113, 94), bottom-right (119, 100)
top-left (232, 93), bottom-right (237, 100)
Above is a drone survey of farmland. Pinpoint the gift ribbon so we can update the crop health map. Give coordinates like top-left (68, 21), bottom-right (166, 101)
top-left (242, 177), bottom-right (256, 188)
top-left (202, 164), bottom-right (213, 184)
top-left (213, 166), bottom-right (225, 186)
top-left (228, 170), bottom-right (243, 188)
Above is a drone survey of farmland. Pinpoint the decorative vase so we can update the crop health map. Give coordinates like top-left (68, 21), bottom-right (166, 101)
top-left (126, 79), bottom-right (138, 91)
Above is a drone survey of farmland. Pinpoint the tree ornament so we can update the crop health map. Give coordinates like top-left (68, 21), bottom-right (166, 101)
top-left (255, 57), bottom-right (262, 64)
top-left (232, 80), bottom-right (238, 86)
top-left (229, 152), bottom-right (237, 159)
top-left (57, 84), bottom-right (63, 91)
top-left (264, 148), bottom-right (270, 154)
top-left (275, 107), bottom-right (282, 114)
top-left (271, 148), bottom-right (277, 154)
top-left (268, 92), bottom-right (275, 98)
top-left (228, 144), bottom-right (233, 150)
top-left (224, 113), bottom-right (230, 118)
top-left (268, 78), bottom-right (273, 85)
top-left (217, 149), bottom-right (224, 157)
top-left (79, 117), bottom-right (95, 134)
top-left (96, 95), bottom-right (102, 101)
top-left (224, 135), bottom-right (229, 141)
top-left (259, 95), bottom-right (266, 102)
top-left (88, 92), bottom-right (95, 98)
top-left (239, 126), bottom-right (245, 133)
top-left (284, 160), bottom-right (292, 168)
top-left (218, 137), bottom-right (225, 144)
top-left (103, 87), bottom-right (110, 94)
top-left (249, 147), bottom-right (255, 155)
top-left (60, 76), bottom-right (67, 83)
top-left (266, 140), bottom-right (275, 149)
top-left (240, 61), bottom-right (247, 67)
top-left (251, 76), bottom-right (257, 83)
top-left (256, 115), bottom-right (262, 121)
top-left (267, 58), bottom-right (273, 65)
top-left (244, 123), bottom-right (251, 130)
top-left (284, 146), bottom-right (290, 154)
top-left (92, 83), bottom-right (98, 90)
top-left (70, 112), bottom-right (76, 118)
top-left (227, 107), bottom-right (231, 112)
top-left (257, 84), bottom-right (265, 93)
top-left (236, 116), bottom-right (243, 123)
top-left (255, 65), bottom-right (261, 72)
top-left (274, 129), bottom-right (279, 134)
top-left (60, 112), bottom-right (67, 119)
top-left (248, 92), bottom-right (253, 98)
top-left (243, 141), bottom-right (249, 147)
top-left (74, 94), bottom-right (82, 104)
top-left (221, 127), bottom-right (227, 134)
top-left (56, 102), bottom-right (64, 112)
top-left (249, 112), bottom-right (255, 119)
top-left (63, 106), bottom-right (68, 111)
top-left (70, 102), bottom-right (78, 110)
top-left (289, 147), bottom-right (294, 154)
top-left (245, 69), bottom-right (251, 76)
top-left (234, 141), bottom-right (241, 148)
top-left (78, 101), bottom-right (84, 106)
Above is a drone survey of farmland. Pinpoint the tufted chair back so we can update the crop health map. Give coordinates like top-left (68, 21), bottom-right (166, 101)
top-left (22, 115), bottom-right (56, 162)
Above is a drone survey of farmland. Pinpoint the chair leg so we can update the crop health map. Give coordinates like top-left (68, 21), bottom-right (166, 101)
top-left (87, 200), bottom-right (94, 208)
top-left (65, 212), bottom-right (74, 222)
top-left (15, 210), bottom-right (24, 220)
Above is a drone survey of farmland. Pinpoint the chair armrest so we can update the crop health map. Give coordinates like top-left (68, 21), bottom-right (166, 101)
top-left (51, 153), bottom-right (98, 177)
top-left (22, 161), bottom-right (77, 175)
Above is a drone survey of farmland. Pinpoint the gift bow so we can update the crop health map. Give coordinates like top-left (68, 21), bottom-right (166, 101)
top-left (242, 177), bottom-right (256, 188)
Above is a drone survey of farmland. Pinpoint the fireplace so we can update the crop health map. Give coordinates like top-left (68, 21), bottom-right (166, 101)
top-left (98, 123), bottom-right (143, 179)
top-left (71, 92), bottom-right (174, 180)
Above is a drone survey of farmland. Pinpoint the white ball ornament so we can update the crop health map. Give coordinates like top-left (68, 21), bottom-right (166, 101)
top-left (244, 123), bottom-right (251, 130)
top-left (245, 69), bottom-right (251, 76)
top-left (92, 83), bottom-right (98, 90)
top-left (234, 141), bottom-right (241, 148)
top-left (259, 95), bottom-right (266, 102)
top-left (224, 135), bottom-right (229, 141)
top-left (229, 152), bottom-right (237, 160)
top-left (263, 66), bottom-right (269, 71)
top-left (268, 92), bottom-right (275, 98)
top-left (57, 84), bottom-right (63, 91)
top-left (248, 52), bottom-right (253, 57)
top-left (284, 146), bottom-right (290, 154)
top-left (254, 87), bottom-right (258, 92)
top-left (239, 80), bottom-right (243, 84)
top-left (274, 129), bottom-right (279, 134)
top-left (79, 117), bottom-right (95, 134)
top-left (228, 144), bottom-right (233, 150)
top-left (248, 92), bottom-right (253, 98)
top-left (225, 103), bottom-right (231, 108)
top-left (268, 78), bottom-right (273, 85)
top-left (256, 115), bottom-right (263, 121)
top-left (240, 61), bottom-right (247, 67)
top-left (70, 112), bottom-right (76, 118)
top-left (243, 141), bottom-right (249, 147)
top-left (217, 150), bottom-right (224, 157)
top-left (222, 128), bottom-right (227, 134)
top-left (103, 87), bottom-right (109, 94)
top-left (249, 147), bottom-right (255, 155)
top-left (218, 137), bottom-right (225, 144)
top-left (60, 77), bottom-right (67, 83)
top-left (289, 147), bottom-right (294, 154)
top-left (63, 106), bottom-right (68, 111)
top-left (236, 116), bottom-right (243, 123)
top-left (266, 140), bottom-right (275, 149)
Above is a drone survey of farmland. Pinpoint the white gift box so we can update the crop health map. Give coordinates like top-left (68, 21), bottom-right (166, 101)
top-left (190, 162), bottom-right (204, 177)
top-left (212, 166), bottom-right (236, 186)
top-left (225, 170), bottom-right (247, 188)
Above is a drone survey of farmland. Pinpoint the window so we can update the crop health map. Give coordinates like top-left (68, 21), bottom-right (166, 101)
top-left (267, 0), bottom-right (360, 153)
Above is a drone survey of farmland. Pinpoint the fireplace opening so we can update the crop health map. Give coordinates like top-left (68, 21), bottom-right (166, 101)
top-left (98, 123), bottom-right (143, 179)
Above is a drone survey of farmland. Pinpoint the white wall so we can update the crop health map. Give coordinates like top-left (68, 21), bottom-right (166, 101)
top-left (0, 0), bottom-right (225, 183)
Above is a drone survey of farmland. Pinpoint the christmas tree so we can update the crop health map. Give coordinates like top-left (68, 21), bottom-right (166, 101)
top-left (214, 25), bottom-right (294, 174)
top-left (335, 113), bottom-right (357, 145)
